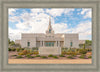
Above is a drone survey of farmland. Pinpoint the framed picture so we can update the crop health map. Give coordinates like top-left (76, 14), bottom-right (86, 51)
top-left (0, 0), bottom-right (99, 72)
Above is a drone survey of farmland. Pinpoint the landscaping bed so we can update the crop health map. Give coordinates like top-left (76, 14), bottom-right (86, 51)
top-left (8, 47), bottom-right (92, 59)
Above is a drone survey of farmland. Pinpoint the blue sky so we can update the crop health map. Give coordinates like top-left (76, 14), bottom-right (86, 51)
top-left (8, 8), bottom-right (92, 41)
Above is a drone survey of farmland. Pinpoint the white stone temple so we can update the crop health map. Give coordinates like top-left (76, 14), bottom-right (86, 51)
top-left (15, 17), bottom-right (79, 49)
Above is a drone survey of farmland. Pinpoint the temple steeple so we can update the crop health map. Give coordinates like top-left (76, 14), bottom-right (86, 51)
top-left (46, 16), bottom-right (54, 34)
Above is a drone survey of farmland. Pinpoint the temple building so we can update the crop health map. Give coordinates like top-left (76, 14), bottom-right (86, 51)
top-left (15, 17), bottom-right (79, 49)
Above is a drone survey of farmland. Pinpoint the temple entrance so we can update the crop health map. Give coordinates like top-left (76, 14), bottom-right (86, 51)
top-left (45, 42), bottom-right (54, 47)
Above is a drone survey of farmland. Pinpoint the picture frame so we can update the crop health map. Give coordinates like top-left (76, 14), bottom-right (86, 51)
top-left (0, 0), bottom-right (99, 72)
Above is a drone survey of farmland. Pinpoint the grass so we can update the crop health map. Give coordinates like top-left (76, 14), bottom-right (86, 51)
top-left (53, 56), bottom-right (58, 59)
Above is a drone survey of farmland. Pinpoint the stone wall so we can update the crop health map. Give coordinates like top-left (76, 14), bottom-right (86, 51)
top-left (64, 34), bottom-right (79, 48)
top-left (39, 47), bottom-right (61, 55)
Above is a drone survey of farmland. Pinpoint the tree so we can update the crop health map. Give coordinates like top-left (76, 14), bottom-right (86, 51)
top-left (85, 40), bottom-right (92, 46)
top-left (10, 41), bottom-right (15, 46)
top-left (85, 40), bottom-right (92, 48)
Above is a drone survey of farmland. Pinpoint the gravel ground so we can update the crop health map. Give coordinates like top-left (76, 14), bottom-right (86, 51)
top-left (8, 59), bottom-right (92, 64)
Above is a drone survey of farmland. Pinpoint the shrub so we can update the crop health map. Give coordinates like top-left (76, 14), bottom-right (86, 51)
top-left (88, 56), bottom-right (92, 58)
top-left (48, 54), bottom-right (53, 57)
top-left (27, 52), bottom-right (33, 55)
top-left (79, 49), bottom-right (87, 54)
top-left (32, 47), bottom-right (38, 51)
top-left (67, 55), bottom-right (74, 59)
top-left (59, 54), bottom-right (65, 57)
top-left (33, 51), bottom-right (39, 55)
top-left (79, 54), bottom-right (86, 59)
top-left (16, 55), bottom-right (23, 58)
top-left (66, 51), bottom-right (77, 56)
top-left (30, 49), bottom-right (33, 53)
top-left (18, 52), bottom-right (24, 55)
top-left (12, 55), bottom-right (17, 56)
top-left (16, 48), bottom-right (20, 52)
top-left (53, 56), bottom-right (58, 59)
top-left (22, 50), bottom-right (28, 55)
top-left (21, 48), bottom-right (24, 50)
top-left (26, 55), bottom-right (34, 58)
top-left (41, 56), bottom-right (47, 59)
top-left (35, 55), bottom-right (40, 57)
top-left (11, 48), bottom-right (16, 51)
top-left (61, 51), bottom-right (66, 55)
top-left (8, 48), bottom-right (11, 51)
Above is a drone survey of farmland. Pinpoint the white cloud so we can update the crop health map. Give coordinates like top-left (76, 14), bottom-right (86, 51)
top-left (46, 8), bottom-right (75, 17)
top-left (64, 8), bottom-right (74, 15)
top-left (52, 23), bottom-right (68, 33)
top-left (8, 8), bottom-right (91, 41)
top-left (71, 21), bottom-right (92, 40)
top-left (46, 8), bottom-right (64, 17)
top-left (8, 8), bottom-right (17, 15)
top-left (80, 8), bottom-right (92, 18)
top-left (9, 16), bottom-right (20, 22)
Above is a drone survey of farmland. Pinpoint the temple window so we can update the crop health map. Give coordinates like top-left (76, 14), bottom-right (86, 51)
top-left (27, 42), bottom-right (30, 47)
top-left (49, 29), bottom-right (51, 33)
top-left (70, 42), bottom-right (73, 47)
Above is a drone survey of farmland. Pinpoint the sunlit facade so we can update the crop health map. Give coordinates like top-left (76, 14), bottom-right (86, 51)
top-left (15, 17), bottom-right (79, 48)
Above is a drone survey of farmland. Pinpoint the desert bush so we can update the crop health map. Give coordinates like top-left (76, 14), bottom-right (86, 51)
top-left (88, 56), bottom-right (92, 58)
top-left (8, 48), bottom-right (11, 51)
top-left (41, 56), bottom-right (47, 59)
top-left (53, 56), bottom-right (58, 59)
top-left (35, 55), bottom-right (40, 57)
top-left (66, 51), bottom-right (77, 56)
top-left (16, 48), bottom-right (20, 52)
top-left (18, 52), bottom-right (24, 55)
top-left (87, 48), bottom-right (92, 52)
top-left (11, 48), bottom-right (16, 51)
top-left (30, 49), bottom-right (33, 53)
top-left (59, 54), bottom-right (65, 57)
top-left (32, 47), bottom-right (38, 51)
top-left (21, 48), bottom-right (24, 50)
top-left (79, 54), bottom-right (86, 59)
top-left (12, 55), bottom-right (17, 56)
top-left (61, 51), bottom-right (67, 55)
top-left (22, 50), bottom-right (28, 55)
top-left (48, 54), bottom-right (53, 57)
top-left (79, 49), bottom-right (87, 54)
top-left (16, 55), bottom-right (23, 58)
top-left (26, 55), bottom-right (34, 58)
top-left (67, 55), bottom-right (74, 59)
top-left (33, 51), bottom-right (39, 55)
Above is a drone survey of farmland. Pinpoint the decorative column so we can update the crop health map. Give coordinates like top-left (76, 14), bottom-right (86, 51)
top-left (58, 41), bottom-right (60, 47)
top-left (55, 41), bottom-right (57, 47)
top-left (43, 41), bottom-right (45, 47)
top-left (40, 41), bottom-right (42, 47)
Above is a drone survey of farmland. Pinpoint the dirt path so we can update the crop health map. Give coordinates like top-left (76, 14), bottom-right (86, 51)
top-left (8, 59), bottom-right (92, 64)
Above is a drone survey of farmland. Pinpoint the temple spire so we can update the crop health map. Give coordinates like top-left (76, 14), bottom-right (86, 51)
top-left (46, 16), bottom-right (54, 34)
top-left (49, 16), bottom-right (51, 26)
